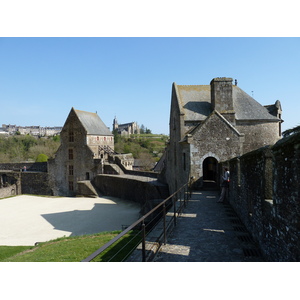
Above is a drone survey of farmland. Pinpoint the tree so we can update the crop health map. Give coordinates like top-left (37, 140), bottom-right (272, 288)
top-left (113, 129), bottom-right (121, 143)
top-left (140, 124), bottom-right (152, 134)
top-left (36, 153), bottom-right (49, 162)
top-left (138, 152), bottom-right (156, 171)
top-left (140, 124), bottom-right (146, 134)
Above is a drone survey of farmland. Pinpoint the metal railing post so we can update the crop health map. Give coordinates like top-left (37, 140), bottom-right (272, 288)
top-left (173, 195), bottom-right (177, 226)
top-left (179, 190), bottom-right (182, 213)
top-left (81, 181), bottom-right (191, 262)
top-left (163, 203), bottom-right (166, 244)
top-left (142, 222), bottom-right (146, 262)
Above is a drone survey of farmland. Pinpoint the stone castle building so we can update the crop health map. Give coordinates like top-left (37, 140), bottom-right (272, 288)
top-left (48, 108), bottom-right (116, 196)
top-left (112, 117), bottom-right (140, 136)
top-left (163, 77), bottom-right (283, 193)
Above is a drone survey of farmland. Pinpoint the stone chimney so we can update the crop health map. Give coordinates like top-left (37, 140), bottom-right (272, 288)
top-left (210, 77), bottom-right (235, 124)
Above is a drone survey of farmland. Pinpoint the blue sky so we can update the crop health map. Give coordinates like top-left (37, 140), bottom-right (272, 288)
top-left (0, 37), bottom-right (299, 135)
top-left (1, 1), bottom-right (299, 293)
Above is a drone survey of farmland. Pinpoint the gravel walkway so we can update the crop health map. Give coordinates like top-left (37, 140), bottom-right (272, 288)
top-left (154, 190), bottom-right (265, 262)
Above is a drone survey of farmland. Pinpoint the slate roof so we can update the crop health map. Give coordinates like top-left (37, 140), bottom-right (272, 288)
top-left (232, 86), bottom-right (279, 121)
top-left (176, 85), bottom-right (211, 121)
top-left (175, 84), bottom-right (279, 122)
top-left (73, 109), bottom-right (112, 135)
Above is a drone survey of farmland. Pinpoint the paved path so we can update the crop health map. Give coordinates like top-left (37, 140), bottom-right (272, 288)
top-left (154, 190), bottom-right (265, 262)
top-left (0, 195), bottom-right (140, 246)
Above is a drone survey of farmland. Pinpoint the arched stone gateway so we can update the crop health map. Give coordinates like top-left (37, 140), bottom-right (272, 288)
top-left (202, 156), bottom-right (219, 189)
top-left (203, 157), bottom-right (218, 181)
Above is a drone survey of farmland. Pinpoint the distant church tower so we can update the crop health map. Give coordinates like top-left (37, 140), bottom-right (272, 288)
top-left (113, 116), bottom-right (140, 135)
top-left (113, 116), bottom-right (118, 131)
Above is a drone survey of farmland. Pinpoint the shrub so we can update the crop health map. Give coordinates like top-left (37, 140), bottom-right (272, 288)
top-left (36, 153), bottom-right (49, 162)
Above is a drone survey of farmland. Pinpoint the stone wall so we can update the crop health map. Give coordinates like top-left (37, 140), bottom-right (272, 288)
top-left (0, 169), bottom-right (52, 198)
top-left (0, 184), bottom-right (18, 198)
top-left (0, 171), bottom-right (21, 198)
top-left (0, 162), bottom-right (47, 172)
top-left (222, 132), bottom-right (300, 261)
top-left (189, 111), bottom-right (244, 189)
top-left (21, 172), bottom-right (52, 195)
top-left (93, 174), bottom-right (169, 206)
top-left (235, 121), bottom-right (280, 154)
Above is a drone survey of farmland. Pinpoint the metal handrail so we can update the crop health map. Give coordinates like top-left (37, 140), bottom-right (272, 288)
top-left (81, 181), bottom-right (191, 262)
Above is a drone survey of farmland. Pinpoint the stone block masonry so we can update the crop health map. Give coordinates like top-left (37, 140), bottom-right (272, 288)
top-left (0, 162), bottom-right (47, 172)
top-left (222, 131), bottom-right (300, 261)
top-left (21, 172), bottom-right (52, 196)
top-left (93, 174), bottom-right (169, 206)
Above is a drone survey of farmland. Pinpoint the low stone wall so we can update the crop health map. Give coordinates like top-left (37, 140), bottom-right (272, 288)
top-left (21, 172), bottom-right (52, 196)
top-left (93, 174), bottom-right (169, 206)
top-left (113, 155), bottom-right (158, 178)
top-left (0, 162), bottom-right (47, 172)
top-left (0, 184), bottom-right (18, 198)
top-left (222, 132), bottom-right (300, 261)
top-left (0, 171), bottom-right (21, 198)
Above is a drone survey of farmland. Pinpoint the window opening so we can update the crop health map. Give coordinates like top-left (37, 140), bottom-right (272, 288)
top-left (69, 148), bottom-right (74, 160)
top-left (69, 165), bottom-right (74, 176)
top-left (69, 130), bottom-right (74, 142)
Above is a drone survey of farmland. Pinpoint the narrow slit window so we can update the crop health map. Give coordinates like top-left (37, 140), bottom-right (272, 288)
top-left (69, 130), bottom-right (74, 142)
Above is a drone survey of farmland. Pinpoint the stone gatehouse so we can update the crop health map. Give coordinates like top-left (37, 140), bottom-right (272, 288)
top-left (163, 77), bottom-right (283, 193)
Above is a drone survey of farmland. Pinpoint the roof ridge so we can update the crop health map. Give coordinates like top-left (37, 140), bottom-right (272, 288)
top-left (177, 84), bottom-right (209, 87)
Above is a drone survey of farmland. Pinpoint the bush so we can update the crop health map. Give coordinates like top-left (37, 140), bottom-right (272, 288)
top-left (36, 153), bottom-right (49, 162)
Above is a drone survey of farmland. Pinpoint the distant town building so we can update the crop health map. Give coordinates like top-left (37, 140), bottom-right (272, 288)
top-left (112, 117), bottom-right (140, 135)
top-left (0, 124), bottom-right (62, 137)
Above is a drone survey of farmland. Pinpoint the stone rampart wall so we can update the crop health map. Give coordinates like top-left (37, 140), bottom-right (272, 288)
top-left (222, 132), bottom-right (300, 261)
top-left (0, 162), bottom-right (47, 172)
top-left (21, 172), bottom-right (52, 196)
top-left (93, 175), bottom-right (169, 206)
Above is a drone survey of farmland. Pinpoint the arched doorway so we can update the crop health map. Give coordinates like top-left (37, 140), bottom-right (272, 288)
top-left (203, 157), bottom-right (218, 188)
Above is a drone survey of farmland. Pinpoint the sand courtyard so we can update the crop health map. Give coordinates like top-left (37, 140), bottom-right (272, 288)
top-left (0, 195), bottom-right (140, 246)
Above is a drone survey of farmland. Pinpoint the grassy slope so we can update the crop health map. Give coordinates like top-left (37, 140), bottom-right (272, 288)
top-left (1, 230), bottom-right (141, 262)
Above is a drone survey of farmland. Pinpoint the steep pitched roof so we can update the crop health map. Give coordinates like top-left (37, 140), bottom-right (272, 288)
top-left (175, 83), bottom-right (279, 122)
top-left (176, 84), bottom-right (211, 121)
top-left (73, 108), bottom-right (112, 135)
top-left (232, 86), bottom-right (279, 121)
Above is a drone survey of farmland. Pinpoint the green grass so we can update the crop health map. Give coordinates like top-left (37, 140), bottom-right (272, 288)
top-left (0, 230), bottom-right (141, 262)
top-left (0, 245), bottom-right (33, 261)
